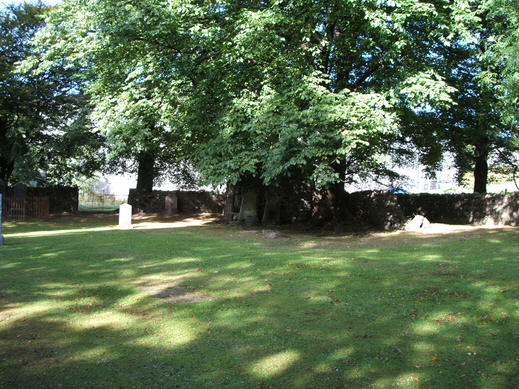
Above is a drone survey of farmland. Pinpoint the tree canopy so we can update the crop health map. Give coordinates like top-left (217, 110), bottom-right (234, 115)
top-left (485, 0), bottom-right (519, 124)
top-left (22, 0), bottom-right (519, 195)
top-left (0, 1), bottom-right (104, 187)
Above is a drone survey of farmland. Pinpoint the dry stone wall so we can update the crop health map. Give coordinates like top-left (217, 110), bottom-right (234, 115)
top-left (27, 186), bottom-right (79, 214)
top-left (128, 189), bottom-right (225, 214)
top-left (128, 187), bottom-right (519, 228)
top-left (350, 191), bottom-right (519, 228)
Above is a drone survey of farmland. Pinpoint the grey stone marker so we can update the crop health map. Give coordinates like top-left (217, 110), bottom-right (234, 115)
top-left (0, 194), bottom-right (4, 245)
top-left (164, 193), bottom-right (178, 216)
top-left (239, 191), bottom-right (259, 226)
top-left (262, 193), bottom-right (281, 226)
top-left (118, 203), bottom-right (133, 228)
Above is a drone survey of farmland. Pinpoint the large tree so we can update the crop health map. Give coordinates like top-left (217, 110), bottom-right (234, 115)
top-left (485, 0), bottom-right (519, 122)
top-left (443, 21), bottom-right (506, 194)
top-left (184, 0), bottom-right (467, 217)
top-left (34, 0), bottom-right (478, 209)
top-left (32, 0), bottom-right (201, 191)
top-left (0, 1), bottom-right (103, 187)
top-left (476, 0), bottom-right (519, 190)
top-left (433, 2), bottom-right (519, 193)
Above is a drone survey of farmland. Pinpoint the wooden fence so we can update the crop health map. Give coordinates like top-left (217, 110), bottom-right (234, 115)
top-left (2, 197), bottom-right (50, 220)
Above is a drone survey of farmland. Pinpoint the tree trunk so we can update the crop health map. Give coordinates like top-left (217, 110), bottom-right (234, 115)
top-left (329, 160), bottom-right (350, 215)
top-left (0, 158), bottom-right (14, 187)
top-left (473, 138), bottom-right (489, 194)
top-left (312, 159), bottom-right (355, 226)
top-left (136, 151), bottom-right (156, 192)
top-left (0, 117), bottom-right (14, 186)
top-left (262, 191), bottom-right (281, 226)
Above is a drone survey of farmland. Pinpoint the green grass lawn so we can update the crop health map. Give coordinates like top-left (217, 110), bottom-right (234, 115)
top-left (0, 215), bottom-right (518, 388)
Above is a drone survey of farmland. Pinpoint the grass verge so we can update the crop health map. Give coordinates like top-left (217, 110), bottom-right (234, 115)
top-left (0, 215), bottom-right (518, 388)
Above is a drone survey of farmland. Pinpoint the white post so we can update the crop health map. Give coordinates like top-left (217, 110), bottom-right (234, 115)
top-left (118, 203), bottom-right (133, 229)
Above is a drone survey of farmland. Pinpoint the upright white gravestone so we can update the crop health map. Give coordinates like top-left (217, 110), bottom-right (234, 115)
top-left (0, 194), bottom-right (4, 245)
top-left (118, 203), bottom-right (133, 229)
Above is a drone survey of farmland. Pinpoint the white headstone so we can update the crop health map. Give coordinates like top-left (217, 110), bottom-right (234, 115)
top-left (0, 194), bottom-right (4, 245)
top-left (118, 204), bottom-right (133, 228)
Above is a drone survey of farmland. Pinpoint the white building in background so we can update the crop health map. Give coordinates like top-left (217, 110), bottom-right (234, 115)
top-left (100, 154), bottom-right (516, 197)
top-left (105, 166), bottom-right (461, 196)
top-left (344, 154), bottom-right (461, 194)
top-left (398, 160), bottom-right (460, 194)
top-left (105, 173), bottom-right (138, 197)
top-left (345, 155), bottom-right (518, 194)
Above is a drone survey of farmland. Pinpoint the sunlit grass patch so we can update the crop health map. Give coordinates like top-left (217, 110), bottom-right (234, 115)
top-left (249, 350), bottom-right (301, 377)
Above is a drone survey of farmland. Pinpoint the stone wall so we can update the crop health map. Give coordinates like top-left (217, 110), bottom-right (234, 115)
top-left (27, 186), bottom-right (79, 214)
top-left (348, 191), bottom-right (406, 230)
top-left (128, 187), bottom-right (519, 228)
top-left (128, 189), bottom-right (225, 214)
top-left (349, 191), bottom-right (519, 228)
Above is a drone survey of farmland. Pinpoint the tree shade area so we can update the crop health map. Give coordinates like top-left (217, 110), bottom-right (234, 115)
top-left (1, 0), bottom-right (519, 197)
top-left (1, 217), bottom-right (519, 388)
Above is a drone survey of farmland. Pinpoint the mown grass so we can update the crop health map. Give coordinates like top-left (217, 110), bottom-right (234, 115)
top-left (0, 215), bottom-right (518, 388)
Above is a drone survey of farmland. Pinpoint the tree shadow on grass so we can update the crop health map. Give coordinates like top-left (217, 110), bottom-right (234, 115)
top-left (0, 224), bottom-right (518, 388)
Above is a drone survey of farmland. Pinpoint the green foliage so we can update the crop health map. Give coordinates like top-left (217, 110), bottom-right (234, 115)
top-left (33, 0), bottom-right (482, 191)
top-left (197, 75), bottom-right (397, 187)
top-left (485, 0), bottom-right (519, 126)
top-left (434, 2), bottom-right (519, 192)
top-left (31, 0), bottom-right (204, 189)
top-left (0, 1), bottom-right (104, 186)
top-left (184, 0), bottom-right (480, 188)
top-left (475, 0), bottom-right (519, 190)
top-left (28, 0), bottom-right (519, 193)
